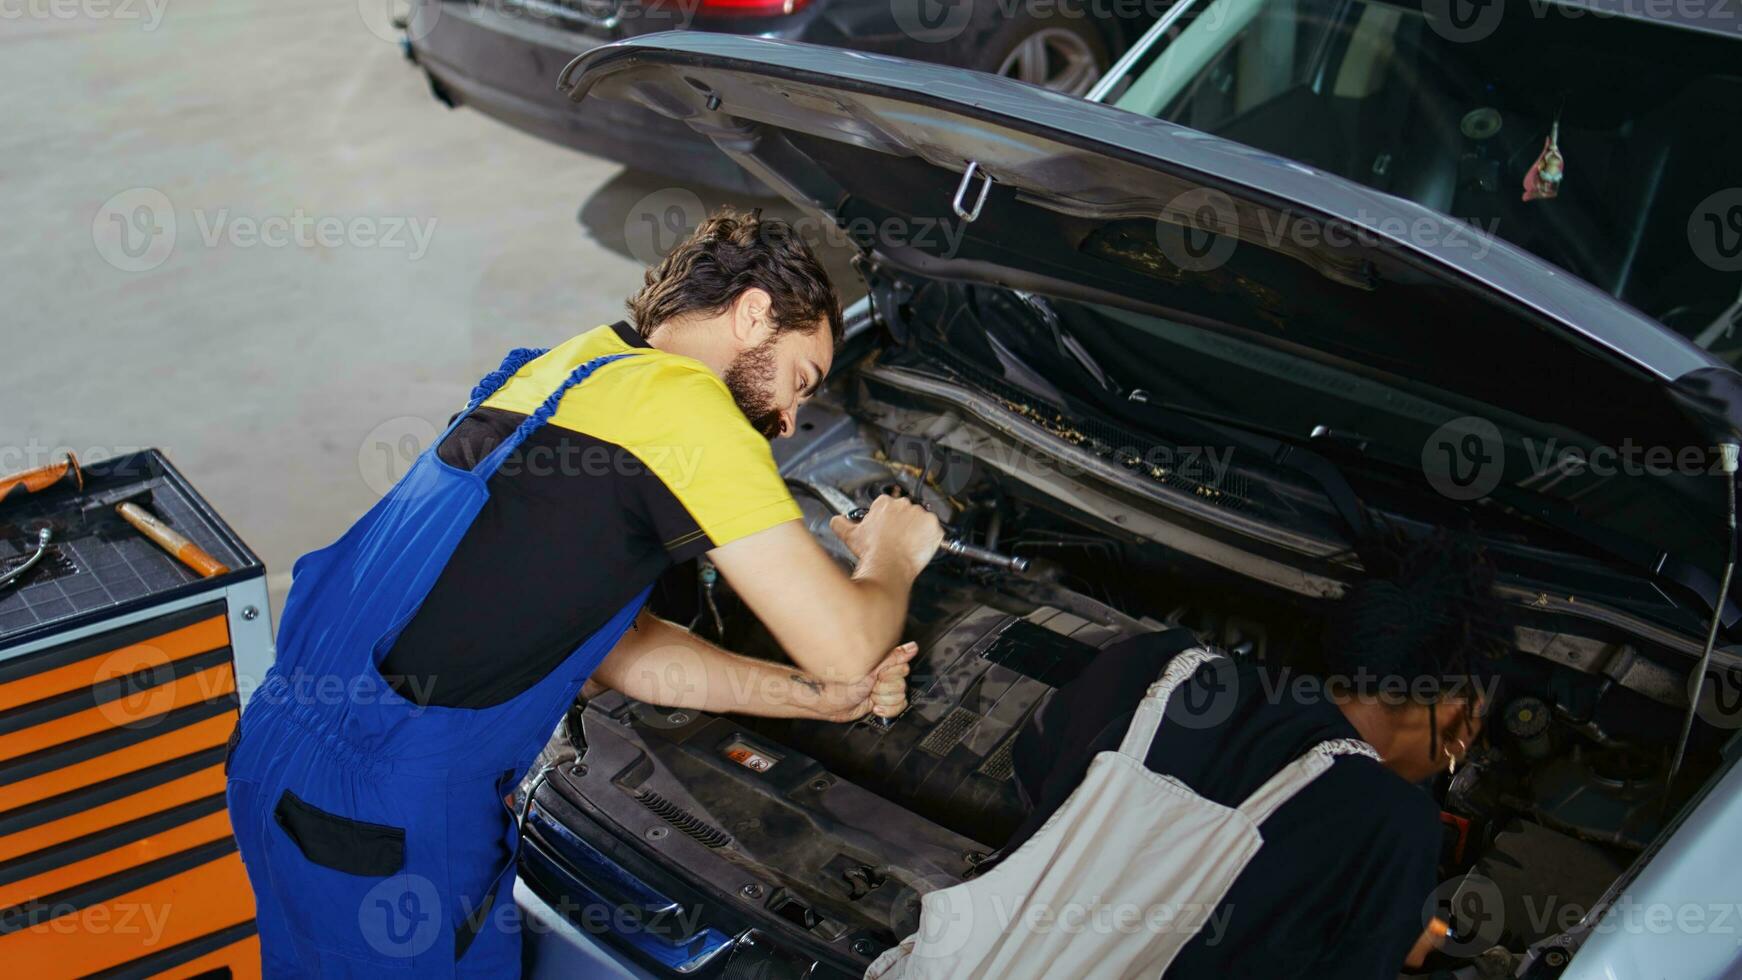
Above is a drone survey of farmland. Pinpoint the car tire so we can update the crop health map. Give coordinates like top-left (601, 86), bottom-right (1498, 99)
top-left (974, 14), bottom-right (1111, 98)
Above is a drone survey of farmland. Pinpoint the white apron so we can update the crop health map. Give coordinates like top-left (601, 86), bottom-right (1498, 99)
top-left (866, 648), bottom-right (1379, 980)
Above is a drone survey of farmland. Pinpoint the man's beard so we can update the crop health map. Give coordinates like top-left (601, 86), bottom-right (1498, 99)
top-left (722, 337), bottom-right (784, 439)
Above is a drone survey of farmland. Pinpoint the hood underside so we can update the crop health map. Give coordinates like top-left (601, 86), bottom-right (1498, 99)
top-left (562, 33), bottom-right (1742, 604)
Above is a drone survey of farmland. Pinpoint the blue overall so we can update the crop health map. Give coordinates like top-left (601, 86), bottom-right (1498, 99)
top-left (227, 349), bottom-right (649, 976)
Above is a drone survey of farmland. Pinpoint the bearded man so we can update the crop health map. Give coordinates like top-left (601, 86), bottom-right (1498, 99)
top-left (226, 208), bottom-right (942, 976)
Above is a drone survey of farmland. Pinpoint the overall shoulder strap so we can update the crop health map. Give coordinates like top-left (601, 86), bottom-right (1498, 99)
top-left (1117, 647), bottom-right (1222, 761)
top-left (429, 347), bottom-right (552, 451)
top-left (469, 347), bottom-right (550, 410)
top-left (1237, 738), bottom-right (1380, 825)
top-left (475, 353), bottom-right (639, 478)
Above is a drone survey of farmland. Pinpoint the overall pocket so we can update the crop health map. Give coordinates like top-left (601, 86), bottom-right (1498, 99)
top-left (263, 787), bottom-right (442, 966)
top-left (274, 789), bottom-right (406, 876)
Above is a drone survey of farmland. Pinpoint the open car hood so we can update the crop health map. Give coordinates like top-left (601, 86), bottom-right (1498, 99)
top-left (562, 33), bottom-right (1742, 606)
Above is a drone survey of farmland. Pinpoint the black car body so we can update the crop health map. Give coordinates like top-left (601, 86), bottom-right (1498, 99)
top-left (403, 0), bottom-right (1159, 193)
top-left (518, 20), bottom-right (1742, 980)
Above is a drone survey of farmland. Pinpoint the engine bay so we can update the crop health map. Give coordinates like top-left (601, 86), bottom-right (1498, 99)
top-left (548, 368), bottom-right (1731, 976)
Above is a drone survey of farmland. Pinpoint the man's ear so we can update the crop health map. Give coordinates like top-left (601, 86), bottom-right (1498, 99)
top-left (731, 288), bottom-right (775, 346)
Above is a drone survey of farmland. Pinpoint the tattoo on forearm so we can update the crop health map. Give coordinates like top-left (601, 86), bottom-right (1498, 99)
top-left (789, 672), bottom-right (824, 696)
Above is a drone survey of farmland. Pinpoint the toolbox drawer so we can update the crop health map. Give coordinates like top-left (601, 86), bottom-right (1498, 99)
top-left (0, 452), bottom-right (270, 979)
top-left (0, 602), bottom-right (256, 977)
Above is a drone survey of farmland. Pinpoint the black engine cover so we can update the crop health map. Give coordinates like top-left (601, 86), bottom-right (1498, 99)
top-left (760, 596), bottom-right (1133, 845)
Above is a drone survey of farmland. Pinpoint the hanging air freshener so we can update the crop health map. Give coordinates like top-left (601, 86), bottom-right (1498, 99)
top-left (1523, 118), bottom-right (1565, 202)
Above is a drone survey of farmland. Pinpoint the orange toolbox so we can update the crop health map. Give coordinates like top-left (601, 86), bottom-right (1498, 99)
top-left (0, 451), bottom-right (272, 978)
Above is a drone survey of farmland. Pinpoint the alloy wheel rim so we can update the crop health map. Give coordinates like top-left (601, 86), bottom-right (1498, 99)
top-left (995, 26), bottom-right (1102, 97)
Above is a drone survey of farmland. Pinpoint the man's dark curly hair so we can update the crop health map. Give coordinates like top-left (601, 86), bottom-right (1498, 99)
top-left (626, 207), bottom-right (843, 344)
top-left (1322, 528), bottom-right (1512, 755)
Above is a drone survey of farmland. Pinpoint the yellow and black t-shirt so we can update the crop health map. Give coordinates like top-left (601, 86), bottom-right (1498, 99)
top-left (379, 322), bottom-right (802, 707)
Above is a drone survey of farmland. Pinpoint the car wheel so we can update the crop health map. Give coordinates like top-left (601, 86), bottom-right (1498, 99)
top-left (980, 17), bottom-right (1110, 97)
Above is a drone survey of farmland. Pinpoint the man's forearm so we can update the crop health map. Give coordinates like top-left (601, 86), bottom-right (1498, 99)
top-left (706, 515), bottom-right (936, 684)
top-left (831, 547), bottom-right (922, 678)
top-left (592, 612), bottom-right (864, 720)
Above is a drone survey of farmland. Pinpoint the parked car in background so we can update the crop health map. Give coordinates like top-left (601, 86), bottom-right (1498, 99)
top-left (402, 0), bottom-right (1163, 192)
top-left (511, 5), bottom-right (1742, 977)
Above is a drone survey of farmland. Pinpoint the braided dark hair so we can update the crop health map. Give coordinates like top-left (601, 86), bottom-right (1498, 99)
top-left (1322, 528), bottom-right (1511, 760)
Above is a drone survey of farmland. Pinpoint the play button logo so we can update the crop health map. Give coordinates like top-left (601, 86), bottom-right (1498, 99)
top-left (359, 873), bottom-right (443, 959)
top-left (1422, 0), bottom-right (1506, 44)
top-left (892, 0), bottom-right (973, 44)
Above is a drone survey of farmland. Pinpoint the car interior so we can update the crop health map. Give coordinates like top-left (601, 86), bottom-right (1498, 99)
top-left (1112, 0), bottom-right (1742, 356)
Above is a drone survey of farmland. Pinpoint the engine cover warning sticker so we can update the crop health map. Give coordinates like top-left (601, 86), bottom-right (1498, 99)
top-left (725, 740), bottom-right (779, 773)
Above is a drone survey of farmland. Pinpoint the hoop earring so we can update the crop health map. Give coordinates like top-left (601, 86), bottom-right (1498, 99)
top-left (1446, 737), bottom-right (1468, 777)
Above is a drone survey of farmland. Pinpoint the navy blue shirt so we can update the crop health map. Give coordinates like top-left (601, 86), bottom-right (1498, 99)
top-left (1010, 631), bottom-right (1441, 979)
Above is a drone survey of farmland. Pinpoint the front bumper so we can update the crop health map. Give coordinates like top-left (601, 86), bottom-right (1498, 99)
top-left (517, 878), bottom-right (658, 980)
top-left (405, 0), bottom-right (767, 194)
top-left (517, 773), bottom-right (857, 979)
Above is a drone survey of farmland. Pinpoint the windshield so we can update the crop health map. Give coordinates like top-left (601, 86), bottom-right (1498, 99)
top-left (1109, 0), bottom-right (1742, 358)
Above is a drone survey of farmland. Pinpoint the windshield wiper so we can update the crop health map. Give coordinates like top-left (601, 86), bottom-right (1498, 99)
top-left (1013, 291), bottom-right (1122, 396)
top-left (991, 291), bottom-right (1386, 546)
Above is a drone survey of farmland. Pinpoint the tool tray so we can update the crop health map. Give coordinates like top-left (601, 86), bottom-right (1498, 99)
top-left (0, 450), bottom-right (261, 649)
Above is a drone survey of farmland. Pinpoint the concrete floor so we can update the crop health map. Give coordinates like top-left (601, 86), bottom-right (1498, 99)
top-left (2, 0), bottom-right (858, 621)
